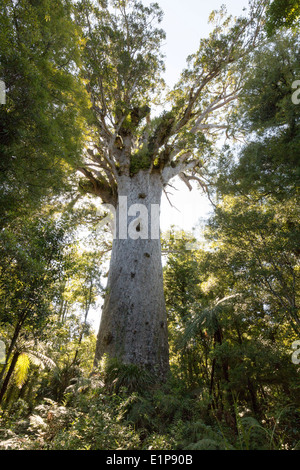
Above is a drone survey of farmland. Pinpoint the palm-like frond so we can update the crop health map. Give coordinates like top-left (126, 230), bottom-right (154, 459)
top-left (26, 350), bottom-right (56, 370)
top-left (14, 353), bottom-right (30, 389)
top-left (180, 294), bottom-right (241, 346)
top-left (10, 340), bottom-right (57, 389)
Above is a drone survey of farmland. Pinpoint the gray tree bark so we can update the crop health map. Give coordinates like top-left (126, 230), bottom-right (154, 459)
top-left (94, 171), bottom-right (169, 379)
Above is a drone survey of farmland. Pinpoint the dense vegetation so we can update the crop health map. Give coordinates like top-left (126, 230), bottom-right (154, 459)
top-left (0, 0), bottom-right (299, 451)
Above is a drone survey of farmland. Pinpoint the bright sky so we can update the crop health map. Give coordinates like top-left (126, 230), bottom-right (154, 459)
top-left (146, 0), bottom-right (251, 87)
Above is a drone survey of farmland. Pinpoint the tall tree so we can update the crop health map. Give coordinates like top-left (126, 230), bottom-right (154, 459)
top-left (211, 32), bottom-right (300, 334)
top-left (0, 213), bottom-right (69, 402)
top-left (75, 0), bottom-right (268, 378)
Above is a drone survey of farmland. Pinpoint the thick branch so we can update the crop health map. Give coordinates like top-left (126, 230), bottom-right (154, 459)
top-left (161, 152), bottom-right (199, 185)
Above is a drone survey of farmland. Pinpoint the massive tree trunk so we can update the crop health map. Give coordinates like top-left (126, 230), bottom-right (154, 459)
top-left (94, 171), bottom-right (169, 379)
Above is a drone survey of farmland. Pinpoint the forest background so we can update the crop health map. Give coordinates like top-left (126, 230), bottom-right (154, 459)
top-left (0, 0), bottom-right (299, 451)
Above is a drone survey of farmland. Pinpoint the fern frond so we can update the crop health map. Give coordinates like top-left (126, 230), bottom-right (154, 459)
top-left (26, 350), bottom-right (56, 370)
top-left (14, 353), bottom-right (30, 388)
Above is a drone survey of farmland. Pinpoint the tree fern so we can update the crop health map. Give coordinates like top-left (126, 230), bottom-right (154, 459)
top-left (101, 356), bottom-right (155, 393)
top-left (11, 342), bottom-right (56, 389)
top-left (26, 350), bottom-right (56, 370)
top-left (180, 294), bottom-right (241, 346)
top-left (14, 353), bottom-right (30, 389)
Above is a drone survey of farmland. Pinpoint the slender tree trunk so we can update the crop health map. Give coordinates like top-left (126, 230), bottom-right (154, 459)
top-left (94, 171), bottom-right (169, 379)
top-left (0, 317), bottom-right (24, 387)
top-left (73, 280), bottom-right (93, 366)
top-left (0, 351), bottom-right (19, 405)
top-left (209, 357), bottom-right (216, 398)
top-left (247, 378), bottom-right (260, 417)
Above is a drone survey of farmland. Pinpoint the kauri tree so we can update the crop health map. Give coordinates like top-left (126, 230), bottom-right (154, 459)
top-left (75, 0), bottom-right (268, 379)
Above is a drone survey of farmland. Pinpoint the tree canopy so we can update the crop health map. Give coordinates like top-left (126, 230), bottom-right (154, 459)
top-left (75, 0), bottom-right (268, 203)
top-left (265, 0), bottom-right (300, 35)
top-left (0, 0), bottom-right (89, 225)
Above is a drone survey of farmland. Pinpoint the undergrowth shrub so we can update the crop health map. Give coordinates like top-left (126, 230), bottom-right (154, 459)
top-left (236, 416), bottom-right (269, 450)
top-left (100, 356), bottom-right (155, 394)
top-left (0, 360), bottom-right (298, 450)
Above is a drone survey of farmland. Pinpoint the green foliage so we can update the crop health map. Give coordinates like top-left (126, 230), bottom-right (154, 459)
top-left (99, 355), bottom-right (155, 394)
top-left (185, 438), bottom-right (226, 450)
top-left (235, 416), bottom-right (269, 450)
top-left (0, 0), bottom-right (88, 225)
top-left (0, 213), bottom-right (68, 333)
top-left (13, 354), bottom-right (30, 390)
top-left (77, 0), bottom-right (165, 117)
top-left (0, 361), bottom-right (298, 450)
top-left (0, 0), bottom-right (299, 453)
top-left (226, 33), bottom-right (300, 199)
top-left (129, 148), bottom-right (152, 176)
top-left (265, 0), bottom-right (300, 35)
top-left (0, 198), bottom-right (104, 408)
top-left (142, 433), bottom-right (176, 451)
